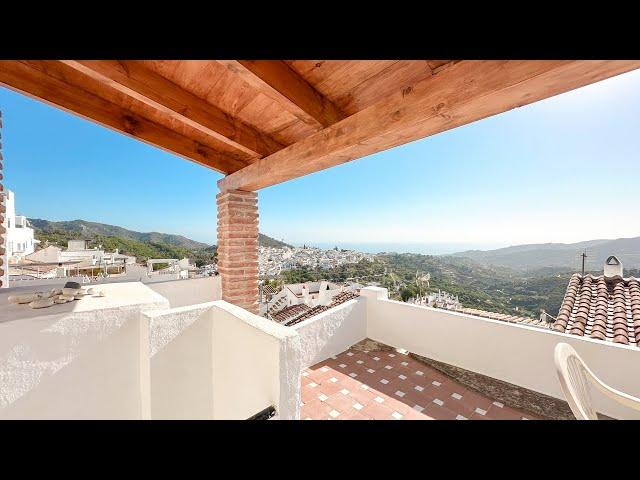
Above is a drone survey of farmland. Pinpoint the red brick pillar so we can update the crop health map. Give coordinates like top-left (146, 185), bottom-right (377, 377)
top-left (0, 110), bottom-right (6, 288)
top-left (216, 189), bottom-right (259, 314)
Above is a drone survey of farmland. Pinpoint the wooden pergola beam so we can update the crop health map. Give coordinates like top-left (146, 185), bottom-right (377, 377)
top-left (0, 60), bottom-right (248, 173)
top-left (61, 60), bottom-right (285, 159)
top-left (218, 60), bottom-right (640, 192)
top-left (218, 60), bottom-right (347, 129)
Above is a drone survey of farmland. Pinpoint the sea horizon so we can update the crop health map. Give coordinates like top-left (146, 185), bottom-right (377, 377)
top-left (296, 241), bottom-right (507, 256)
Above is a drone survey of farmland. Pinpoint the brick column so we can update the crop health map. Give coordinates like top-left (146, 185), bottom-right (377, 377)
top-left (216, 189), bottom-right (259, 314)
top-left (0, 110), bottom-right (6, 288)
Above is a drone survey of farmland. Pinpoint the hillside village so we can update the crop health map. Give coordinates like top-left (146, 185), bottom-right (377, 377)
top-left (4, 204), bottom-right (640, 324)
top-left (259, 244), bottom-right (374, 277)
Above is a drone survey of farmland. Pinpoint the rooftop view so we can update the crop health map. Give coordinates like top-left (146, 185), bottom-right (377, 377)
top-left (1, 60), bottom-right (640, 421)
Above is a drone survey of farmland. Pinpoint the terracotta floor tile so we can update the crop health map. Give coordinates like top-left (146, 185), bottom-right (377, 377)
top-left (381, 396), bottom-right (413, 415)
top-left (306, 367), bottom-right (335, 383)
top-left (301, 386), bottom-right (319, 404)
top-left (361, 399), bottom-right (396, 419)
top-left (457, 388), bottom-right (495, 412)
top-left (344, 412), bottom-right (372, 420)
top-left (470, 412), bottom-right (491, 420)
top-left (422, 402), bottom-right (459, 420)
top-left (301, 348), bottom-right (536, 421)
top-left (335, 375), bottom-right (365, 392)
top-left (402, 408), bottom-right (432, 420)
top-left (446, 398), bottom-right (477, 419)
top-left (347, 386), bottom-right (378, 406)
top-left (403, 387), bottom-right (434, 407)
top-left (316, 380), bottom-right (344, 397)
top-left (325, 392), bottom-right (362, 417)
top-left (301, 399), bottom-right (334, 419)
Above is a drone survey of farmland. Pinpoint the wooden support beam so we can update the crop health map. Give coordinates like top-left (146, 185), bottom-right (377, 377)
top-left (0, 60), bottom-right (248, 173)
top-left (61, 60), bottom-right (285, 158)
top-left (218, 60), bottom-right (640, 192)
top-left (218, 60), bottom-right (347, 129)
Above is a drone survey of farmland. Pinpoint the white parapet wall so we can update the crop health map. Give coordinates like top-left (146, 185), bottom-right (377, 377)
top-left (0, 282), bottom-right (169, 419)
top-left (144, 300), bottom-right (302, 420)
top-left (147, 275), bottom-right (222, 308)
top-left (361, 286), bottom-right (640, 420)
top-left (292, 297), bottom-right (366, 368)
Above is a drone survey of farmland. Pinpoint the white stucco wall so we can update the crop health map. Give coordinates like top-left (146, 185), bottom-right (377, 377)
top-left (292, 298), bottom-right (366, 368)
top-left (361, 287), bottom-right (640, 420)
top-left (211, 302), bottom-right (301, 419)
top-left (147, 275), bottom-right (221, 308)
top-left (0, 282), bottom-right (168, 419)
top-left (144, 300), bottom-right (301, 420)
top-left (146, 303), bottom-right (218, 419)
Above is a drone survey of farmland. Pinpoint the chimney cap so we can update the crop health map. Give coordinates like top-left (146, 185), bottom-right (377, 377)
top-left (606, 255), bottom-right (621, 266)
top-left (604, 255), bottom-right (623, 279)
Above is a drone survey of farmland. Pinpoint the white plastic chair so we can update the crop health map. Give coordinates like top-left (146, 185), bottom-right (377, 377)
top-left (554, 342), bottom-right (640, 420)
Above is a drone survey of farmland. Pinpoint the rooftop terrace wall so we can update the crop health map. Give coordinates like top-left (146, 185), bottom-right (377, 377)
top-left (0, 282), bottom-right (168, 419)
top-left (361, 287), bottom-right (640, 420)
top-left (144, 300), bottom-right (301, 419)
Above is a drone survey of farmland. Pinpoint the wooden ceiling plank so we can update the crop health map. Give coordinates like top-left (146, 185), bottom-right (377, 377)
top-left (60, 60), bottom-right (285, 158)
top-left (334, 60), bottom-right (439, 115)
top-left (0, 60), bottom-right (248, 174)
top-left (218, 60), bottom-right (640, 192)
top-left (218, 60), bottom-right (347, 129)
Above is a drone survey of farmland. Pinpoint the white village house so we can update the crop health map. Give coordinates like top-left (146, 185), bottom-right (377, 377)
top-left (1, 190), bottom-right (39, 286)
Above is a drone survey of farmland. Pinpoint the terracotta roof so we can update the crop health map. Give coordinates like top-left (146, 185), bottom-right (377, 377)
top-left (458, 307), bottom-right (551, 329)
top-left (330, 291), bottom-right (360, 304)
top-left (285, 305), bottom-right (332, 326)
top-left (552, 273), bottom-right (640, 347)
top-left (283, 291), bottom-right (360, 327)
top-left (271, 303), bottom-right (310, 323)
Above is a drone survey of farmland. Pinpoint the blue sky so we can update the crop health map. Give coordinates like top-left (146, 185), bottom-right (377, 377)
top-left (2, 68), bottom-right (640, 252)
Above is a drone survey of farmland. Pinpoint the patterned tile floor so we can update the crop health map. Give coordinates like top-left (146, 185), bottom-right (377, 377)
top-left (300, 346), bottom-right (541, 420)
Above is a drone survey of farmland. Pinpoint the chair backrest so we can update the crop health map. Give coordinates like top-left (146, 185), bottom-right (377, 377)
top-left (554, 343), bottom-right (599, 420)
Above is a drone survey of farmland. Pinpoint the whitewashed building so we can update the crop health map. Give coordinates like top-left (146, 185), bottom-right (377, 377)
top-left (58, 239), bottom-right (135, 266)
top-left (3, 190), bottom-right (38, 263)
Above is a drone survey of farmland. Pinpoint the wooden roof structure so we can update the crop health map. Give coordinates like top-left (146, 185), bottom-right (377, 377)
top-left (1, 60), bottom-right (638, 191)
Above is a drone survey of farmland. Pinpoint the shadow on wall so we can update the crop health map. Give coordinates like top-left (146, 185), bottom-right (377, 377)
top-left (148, 304), bottom-right (216, 419)
top-left (145, 301), bottom-right (301, 420)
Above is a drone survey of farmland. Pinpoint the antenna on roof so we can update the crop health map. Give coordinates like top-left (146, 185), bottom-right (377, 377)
top-left (580, 249), bottom-right (587, 276)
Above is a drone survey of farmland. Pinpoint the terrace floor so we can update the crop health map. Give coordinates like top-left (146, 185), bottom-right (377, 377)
top-left (300, 345), bottom-right (541, 420)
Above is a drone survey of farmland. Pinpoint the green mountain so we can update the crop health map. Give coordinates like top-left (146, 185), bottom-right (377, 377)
top-left (29, 218), bottom-right (208, 249)
top-left (29, 218), bottom-right (290, 266)
top-left (258, 234), bottom-right (290, 248)
top-left (450, 236), bottom-right (640, 272)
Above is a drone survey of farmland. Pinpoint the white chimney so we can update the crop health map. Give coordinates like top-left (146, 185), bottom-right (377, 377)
top-left (604, 255), bottom-right (623, 278)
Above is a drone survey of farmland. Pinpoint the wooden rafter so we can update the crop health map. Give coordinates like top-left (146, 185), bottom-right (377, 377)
top-left (218, 60), bottom-right (640, 192)
top-left (60, 60), bottom-right (285, 158)
top-left (218, 60), bottom-right (347, 129)
top-left (0, 60), bottom-right (248, 173)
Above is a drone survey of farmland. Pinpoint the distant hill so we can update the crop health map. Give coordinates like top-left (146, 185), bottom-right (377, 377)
top-left (450, 236), bottom-right (640, 272)
top-left (29, 218), bottom-right (290, 254)
top-left (29, 218), bottom-right (208, 249)
top-left (258, 234), bottom-right (291, 248)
